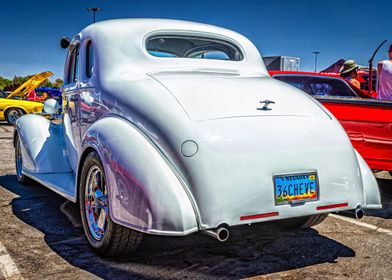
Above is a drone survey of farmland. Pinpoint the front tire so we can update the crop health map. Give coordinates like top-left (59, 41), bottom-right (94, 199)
top-left (6, 108), bottom-right (23, 125)
top-left (79, 151), bottom-right (143, 257)
top-left (14, 134), bottom-right (33, 185)
top-left (279, 214), bottom-right (328, 229)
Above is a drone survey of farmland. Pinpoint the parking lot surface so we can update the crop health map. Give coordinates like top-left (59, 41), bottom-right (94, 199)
top-left (1, 122), bottom-right (392, 279)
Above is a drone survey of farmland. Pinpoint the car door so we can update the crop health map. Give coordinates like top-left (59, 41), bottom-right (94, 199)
top-left (62, 38), bottom-right (81, 172)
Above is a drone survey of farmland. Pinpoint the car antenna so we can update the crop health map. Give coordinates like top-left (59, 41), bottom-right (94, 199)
top-left (368, 39), bottom-right (387, 94)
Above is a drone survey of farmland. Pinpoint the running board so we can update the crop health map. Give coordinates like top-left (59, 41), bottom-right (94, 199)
top-left (23, 170), bottom-right (76, 202)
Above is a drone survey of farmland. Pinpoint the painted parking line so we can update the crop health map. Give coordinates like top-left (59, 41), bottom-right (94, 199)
top-left (0, 241), bottom-right (23, 280)
top-left (330, 214), bottom-right (392, 235)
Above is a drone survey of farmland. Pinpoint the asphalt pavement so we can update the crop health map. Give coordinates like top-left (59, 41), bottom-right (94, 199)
top-left (1, 122), bottom-right (392, 280)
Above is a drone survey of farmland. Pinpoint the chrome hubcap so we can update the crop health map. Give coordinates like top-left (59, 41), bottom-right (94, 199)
top-left (16, 140), bottom-right (23, 179)
top-left (85, 166), bottom-right (108, 241)
top-left (7, 109), bottom-right (20, 124)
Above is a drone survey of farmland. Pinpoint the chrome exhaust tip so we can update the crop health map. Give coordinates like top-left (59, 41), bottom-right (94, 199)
top-left (340, 207), bottom-right (365, 220)
top-left (355, 208), bottom-right (364, 220)
top-left (202, 227), bottom-right (230, 242)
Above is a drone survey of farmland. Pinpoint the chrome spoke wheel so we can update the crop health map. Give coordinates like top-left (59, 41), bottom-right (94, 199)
top-left (79, 151), bottom-right (143, 256)
top-left (85, 166), bottom-right (108, 241)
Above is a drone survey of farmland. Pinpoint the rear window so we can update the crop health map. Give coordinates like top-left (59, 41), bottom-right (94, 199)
top-left (146, 35), bottom-right (243, 61)
top-left (274, 75), bottom-right (358, 97)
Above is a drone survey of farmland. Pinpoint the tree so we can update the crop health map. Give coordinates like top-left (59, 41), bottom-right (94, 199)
top-left (0, 76), bottom-right (12, 90)
top-left (0, 75), bottom-right (63, 91)
top-left (54, 78), bottom-right (63, 88)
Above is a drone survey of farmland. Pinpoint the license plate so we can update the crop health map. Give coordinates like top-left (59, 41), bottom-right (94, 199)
top-left (273, 172), bottom-right (318, 205)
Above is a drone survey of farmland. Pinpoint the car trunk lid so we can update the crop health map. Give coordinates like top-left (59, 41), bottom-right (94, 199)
top-left (149, 71), bottom-right (322, 121)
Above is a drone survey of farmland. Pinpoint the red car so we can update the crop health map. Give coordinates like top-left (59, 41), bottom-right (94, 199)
top-left (270, 71), bottom-right (392, 172)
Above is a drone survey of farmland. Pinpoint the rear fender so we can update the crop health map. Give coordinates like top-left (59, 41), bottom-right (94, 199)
top-left (14, 114), bottom-right (72, 174)
top-left (355, 150), bottom-right (382, 209)
top-left (79, 116), bottom-right (198, 235)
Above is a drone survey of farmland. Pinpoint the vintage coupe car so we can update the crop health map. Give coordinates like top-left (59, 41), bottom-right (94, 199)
top-left (14, 19), bottom-right (381, 257)
top-left (270, 71), bottom-right (392, 172)
top-left (0, 72), bottom-right (51, 124)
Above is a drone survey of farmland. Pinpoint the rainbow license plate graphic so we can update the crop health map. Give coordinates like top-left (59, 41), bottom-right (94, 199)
top-left (274, 173), bottom-right (318, 205)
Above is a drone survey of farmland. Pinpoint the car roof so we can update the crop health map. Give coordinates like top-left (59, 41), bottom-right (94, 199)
top-left (73, 18), bottom-right (268, 77)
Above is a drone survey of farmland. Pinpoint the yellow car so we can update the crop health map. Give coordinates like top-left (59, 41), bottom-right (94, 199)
top-left (0, 71), bottom-right (52, 125)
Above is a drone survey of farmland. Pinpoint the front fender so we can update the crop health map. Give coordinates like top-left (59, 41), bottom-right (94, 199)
top-left (80, 116), bottom-right (198, 235)
top-left (355, 150), bottom-right (382, 209)
top-left (14, 114), bottom-right (72, 173)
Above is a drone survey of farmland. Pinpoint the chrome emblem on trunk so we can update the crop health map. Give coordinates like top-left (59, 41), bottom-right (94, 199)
top-left (257, 100), bottom-right (275, 111)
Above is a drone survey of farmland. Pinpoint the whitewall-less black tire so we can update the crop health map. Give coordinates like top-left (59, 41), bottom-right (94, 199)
top-left (79, 151), bottom-right (143, 257)
top-left (14, 134), bottom-right (33, 185)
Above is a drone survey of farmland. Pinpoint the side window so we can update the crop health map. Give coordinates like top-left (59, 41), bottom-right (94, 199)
top-left (65, 44), bottom-right (80, 84)
top-left (73, 46), bottom-right (80, 82)
top-left (86, 41), bottom-right (95, 78)
top-left (65, 51), bottom-right (73, 85)
top-left (309, 82), bottom-right (334, 96)
top-left (308, 79), bottom-right (357, 97)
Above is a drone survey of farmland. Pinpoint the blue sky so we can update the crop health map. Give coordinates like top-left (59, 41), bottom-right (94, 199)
top-left (1, 0), bottom-right (391, 80)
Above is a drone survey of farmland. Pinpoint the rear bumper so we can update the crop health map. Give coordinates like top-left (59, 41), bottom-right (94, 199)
top-left (216, 200), bottom-right (371, 229)
top-left (214, 150), bottom-right (381, 227)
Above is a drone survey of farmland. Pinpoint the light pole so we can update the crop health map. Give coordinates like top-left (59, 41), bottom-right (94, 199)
top-left (87, 7), bottom-right (102, 23)
top-left (313, 51), bottom-right (320, 72)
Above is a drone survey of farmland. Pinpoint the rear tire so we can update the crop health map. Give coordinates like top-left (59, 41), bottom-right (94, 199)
top-left (6, 108), bottom-right (23, 125)
top-left (14, 134), bottom-right (33, 185)
top-left (79, 151), bottom-right (143, 257)
top-left (279, 214), bottom-right (328, 229)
